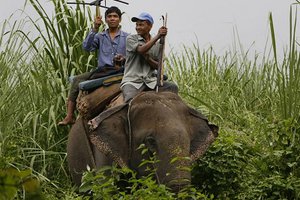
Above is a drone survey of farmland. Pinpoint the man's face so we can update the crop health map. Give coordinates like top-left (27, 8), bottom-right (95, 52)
top-left (135, 20), bottom-right (152, 36)
top-left (105, 12), bottom-right (121, 28)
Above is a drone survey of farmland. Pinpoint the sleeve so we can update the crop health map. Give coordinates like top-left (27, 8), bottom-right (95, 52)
top-left (126, 35), bottom-right (139, 53)
top-left (82, 30), bottom-right (99, 52)
top-left (151, 42), bottom-right (161, 61)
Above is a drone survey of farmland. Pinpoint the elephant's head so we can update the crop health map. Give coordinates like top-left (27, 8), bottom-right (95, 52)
top-left (89, 91), bottom-right (218, 192)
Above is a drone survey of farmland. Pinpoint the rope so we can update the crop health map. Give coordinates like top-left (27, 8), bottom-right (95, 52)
top-left (81, 118), bottom-right (96, 169)
top-left (127, 100), bottom-right (133, 161)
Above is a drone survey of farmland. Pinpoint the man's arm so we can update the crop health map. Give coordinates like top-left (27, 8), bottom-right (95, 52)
top-left (142, 54), bottom-right (158, 69)
top-left (82, 16), bottom-right (103, 51)
top-left (136, 26), bottom-right (167, 54)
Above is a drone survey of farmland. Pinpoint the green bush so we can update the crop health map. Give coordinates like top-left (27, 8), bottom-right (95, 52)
top-left (238, 118), bottom-right (300, 199)
top-left (192, 129), bottom-right (255, 199)
top-left (191, 117), bottom-right (300, 199)
top-left (79, 164), bottom-right (212, 200)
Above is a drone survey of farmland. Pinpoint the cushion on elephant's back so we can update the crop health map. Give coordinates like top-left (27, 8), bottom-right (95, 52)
top-left (76, 83), bottom-right (121, 120)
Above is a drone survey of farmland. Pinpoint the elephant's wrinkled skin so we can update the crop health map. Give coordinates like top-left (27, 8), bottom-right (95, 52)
top-left (67, 91), bottom-right (218, 191)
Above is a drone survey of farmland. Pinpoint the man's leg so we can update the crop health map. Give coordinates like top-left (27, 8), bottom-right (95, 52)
top-left (122, 84), bottom-right (145, 103)
top-left (58, 100), bottom-right (76, 125)
top-left (58, 72), bottom-right (92, 125)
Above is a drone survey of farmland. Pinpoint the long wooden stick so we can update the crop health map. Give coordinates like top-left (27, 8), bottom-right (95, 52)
top-left (156, 13), bottom-right (167, 92)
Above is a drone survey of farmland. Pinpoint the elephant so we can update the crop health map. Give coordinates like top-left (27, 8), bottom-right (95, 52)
top-left (67, 91), bottom-right (218, 192)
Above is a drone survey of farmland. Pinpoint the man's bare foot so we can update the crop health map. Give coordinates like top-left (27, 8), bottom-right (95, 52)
top-left (58, 117), bottom-right (75, 126)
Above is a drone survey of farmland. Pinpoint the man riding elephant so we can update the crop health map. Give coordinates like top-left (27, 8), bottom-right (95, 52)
top-left (66, 11), bottom-right (218, 193)
top-left (121, 12), bottom-right (178, 103)
top-left (58, 6), bottom-right (129, 125)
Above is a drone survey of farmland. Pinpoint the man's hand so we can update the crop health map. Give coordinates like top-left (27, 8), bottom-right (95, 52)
top-left (93, 16), bottom-right (103, 31)
top-left (137, 26), bottom-right (168, 55)
top-left (113, 54), bottom-right (125, 62)
top-left (157, 26), bottom-right (168, 38)
top-left (113, 54), bottom-right (125, 69)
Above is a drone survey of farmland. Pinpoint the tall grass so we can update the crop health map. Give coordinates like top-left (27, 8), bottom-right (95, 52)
top-left (168, 6), bottom-right (300, 126)
top-left (166, 5), bottom-right (300, 199)
top-left (0, 2), bottom-right (71, 198)
top-left (27, 0), bottom-right (96, 82)
top-left (0, 0), bottom-right (101, 197)
top-left (168, 46), bottom-right (277, 128)
top-left (0, 16), bottom-right (67, 180)
top-left (270, 6), bottom-right (300, 120)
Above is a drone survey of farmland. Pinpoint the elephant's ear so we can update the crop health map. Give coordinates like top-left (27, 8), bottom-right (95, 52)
top-left (188, 107), bottom-right (219, 162)
top-left (89, 104), bottom-right (129, 167)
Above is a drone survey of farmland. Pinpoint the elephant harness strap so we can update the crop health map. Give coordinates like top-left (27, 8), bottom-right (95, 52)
top-left (87, 103), bottom-right (134, 163)
top-left (87, 93), bottom-right (146, 164)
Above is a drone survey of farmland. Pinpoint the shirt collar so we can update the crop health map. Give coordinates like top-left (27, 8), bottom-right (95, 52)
top-left (100, 29), bottom-right (122, 37)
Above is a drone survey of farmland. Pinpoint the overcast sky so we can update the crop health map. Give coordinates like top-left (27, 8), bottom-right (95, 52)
top-left (0, 0), bottom-right (299, 57)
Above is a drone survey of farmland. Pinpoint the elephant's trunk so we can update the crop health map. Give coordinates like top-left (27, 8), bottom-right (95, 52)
top-left (168, 182), bottom-right (190, 193)
top-left (165, 171), bottom-right (191, 193)
top-left (158, 155), bottom-right (192, 192)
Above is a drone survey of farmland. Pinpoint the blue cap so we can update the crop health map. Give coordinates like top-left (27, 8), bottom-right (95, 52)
top-left (131, 12), bottom-right (154, 24)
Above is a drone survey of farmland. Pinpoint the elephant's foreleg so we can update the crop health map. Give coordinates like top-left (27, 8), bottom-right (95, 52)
top-left (67, 117), bottom-right (95, 186)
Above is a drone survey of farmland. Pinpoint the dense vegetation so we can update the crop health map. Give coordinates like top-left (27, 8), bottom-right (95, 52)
top-left (0, 0), bottom-right (299, 199)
